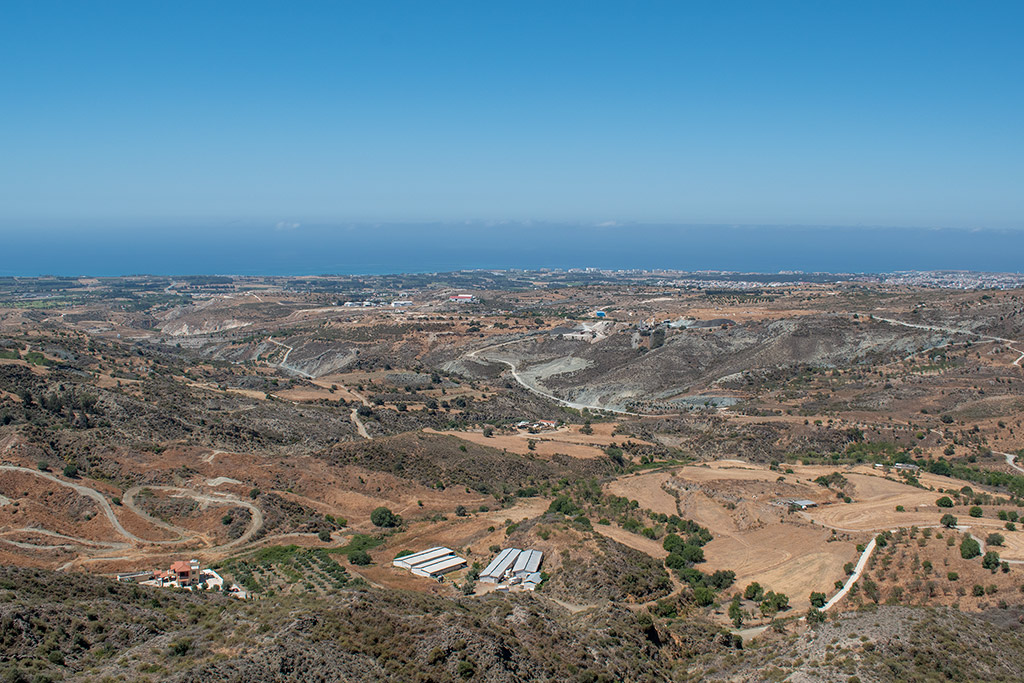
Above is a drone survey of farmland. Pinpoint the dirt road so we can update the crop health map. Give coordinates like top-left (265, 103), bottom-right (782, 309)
top-left (123, 485), bottom-right (264, 549)
top-left (822, 536), bottom-right (876, 611)
top-left (998, 451), bottom-right (1024, 475)
top-left (467, 336), bottom-right (675, 417)
top-left (0, 465), bottom-right (146, 543)
top-left (871, 315), bottom-right (1024, 369)
top-left (266, 337), bottom-right (314, 378)
top-left (350, 408), bottom-right (371, 439)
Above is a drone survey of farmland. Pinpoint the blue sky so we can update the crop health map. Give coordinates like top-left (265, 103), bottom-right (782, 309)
top-left (1, 1), bottom-right (1022, 231)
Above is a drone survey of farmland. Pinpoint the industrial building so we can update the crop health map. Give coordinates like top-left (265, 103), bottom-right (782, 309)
top-left (411, 555), bottom-right (467, 578)
top-left (480, 548), bottom-right (521, 583)
top-left (392, 547), bottom-right (467, 578)
top-left (512, 549), bottom-right (543, 578)
top-left (479, 548), bottom-right (544, 589)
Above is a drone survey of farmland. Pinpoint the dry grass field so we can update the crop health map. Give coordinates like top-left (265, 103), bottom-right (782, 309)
top-left (607, 458), bottom-right (1024, 610)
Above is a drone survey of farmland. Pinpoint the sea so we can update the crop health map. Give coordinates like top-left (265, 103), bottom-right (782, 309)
top-left (3, 223), bottom-right (1023, 276)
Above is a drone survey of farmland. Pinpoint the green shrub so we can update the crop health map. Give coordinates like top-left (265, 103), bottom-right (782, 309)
top-left (370, 507), bottom-right (400, 528)
top-left (982, 551), bottom-right (1001, 571)
top-left (960, 537), bottom-right (981, 559)
top-left (693, 586), bottom-right (715, 606)
top-left (349, 550), bottom-right (371, 566)
top-left (547, 496), bottom-right (579, 515)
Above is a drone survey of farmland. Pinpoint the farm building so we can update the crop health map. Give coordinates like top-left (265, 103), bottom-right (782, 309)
top-left (480, 548), bottom-right (521, 584)
top-left (392, 547), bottom-right (467, 578)
top-left (480, 548), bottom-right (544, 589)
top-left (449, 294), bottom-right (475, 302)
top-left (512, 549), bottom-right (543, 578)
top-left (392, 547), bottom-right (453, 569)
top-left (521, 572), bottom-right (543, 591)
top-left (411, 555), bottom-right (467, 578)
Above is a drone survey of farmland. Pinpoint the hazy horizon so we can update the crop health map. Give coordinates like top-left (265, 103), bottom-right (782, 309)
top-left (5, 223), bottom-right (1024, 277)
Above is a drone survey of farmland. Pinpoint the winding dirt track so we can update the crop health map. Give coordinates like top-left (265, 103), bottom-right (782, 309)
top-left (467, 336), bottom-right (678, 417)
top-left (871, 315), bottom-right (1024, 370)
top-left (350, 408), bottom-right (372, 439)
top-left (266, 337), bottom-right (314, 378)
top-left (0, 465), bottom-right (145, 543)
top-left (0, 466), bottom-right (266, 569)
top-left (999, 451), bottom-right (1024, 475)
top-left (122, 485), bottom-right (264, 549)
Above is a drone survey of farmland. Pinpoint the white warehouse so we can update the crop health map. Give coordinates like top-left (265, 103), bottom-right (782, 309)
top-left (512, 549), bottom-right (543, 578)
top-left (480, 548), bottom-right (521, 584)
top-left (479, 548), bottom-right (544, 589)
top-left (392, 547), bottom-right (467, 578)
top-left (411, 555), bottom-right (466, 578)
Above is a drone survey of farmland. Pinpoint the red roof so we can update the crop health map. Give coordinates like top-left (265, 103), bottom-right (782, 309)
top-left (170, 561), bottom-right (192, 574)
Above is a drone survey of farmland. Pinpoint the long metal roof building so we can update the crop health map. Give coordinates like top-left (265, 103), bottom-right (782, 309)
top-left (392, 547), bottom-right (453, 569)
top-left (479, 548), bottom-right (521, 583)
top-left (411, 555), bottom-right (467, 577)
top-left (512, 549), bottom-right (543, 577)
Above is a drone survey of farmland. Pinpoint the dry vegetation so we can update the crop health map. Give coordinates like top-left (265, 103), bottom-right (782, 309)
top-left (2, 273), bottom-right (1024, 679)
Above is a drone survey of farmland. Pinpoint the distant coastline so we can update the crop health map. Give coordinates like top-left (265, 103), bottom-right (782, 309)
top-left (3, 224), bottom-right (1023, 277)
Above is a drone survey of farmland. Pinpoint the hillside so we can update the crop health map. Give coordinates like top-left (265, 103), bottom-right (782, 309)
top-left (0, 565), bottom-right (722, 682)
top-left (3, 566), bottom-right (1023, 682)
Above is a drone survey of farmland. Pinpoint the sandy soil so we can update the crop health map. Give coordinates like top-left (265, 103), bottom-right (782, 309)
top-left (601, 461), bottom-right (959, 611)
top-left (427, 429), bottom-right (607, 459)
top-left (606, 471), bottom-right (679, 516)
top-left (591, 522), bottom-right (669, 559)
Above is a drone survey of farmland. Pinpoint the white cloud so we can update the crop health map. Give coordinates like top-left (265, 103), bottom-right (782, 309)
top-left (275, 221), bottom-right (301, 231)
